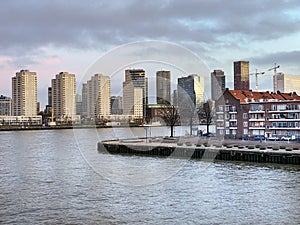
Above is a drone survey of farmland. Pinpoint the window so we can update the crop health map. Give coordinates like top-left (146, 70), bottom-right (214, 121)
top-left (243, 121), bottom-right (248, 127)
top-left (225, 114), bottom-right (230, 120)
top-left (232, 106), bottom-right (236, 112)
top-left (243, 129), bottom-right (248, 135)
top-left (251, 104), bottom-right (264, 111)
top-left (271, 105), bottom-right (276, 111)
top-left (219, 106), bottom-right (223, 111)
top-left (232, 129), bottom-right (236, 135)
top-left (243, 113), bottom-right (248, 119)
top-left (219, 129), bottom-right (224, 135)
top-left (226, 129), bottom-right (230, 135)
top-left (225, 106), bottom-right (230, 112)
top-left (277, 105), bottom-right (285, 111)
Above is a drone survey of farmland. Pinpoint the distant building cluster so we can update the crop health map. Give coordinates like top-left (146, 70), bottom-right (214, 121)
top-left (0, 68), bottom-right (206, 126)
top-left (1, 59), bottom-right (300, 140)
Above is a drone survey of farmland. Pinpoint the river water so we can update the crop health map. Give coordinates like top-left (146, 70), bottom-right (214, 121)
top-left (0, 127), bottom-right (299, 224)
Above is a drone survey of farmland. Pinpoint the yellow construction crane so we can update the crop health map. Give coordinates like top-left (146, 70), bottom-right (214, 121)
top-left (250, 69), bottom-right (265, 91)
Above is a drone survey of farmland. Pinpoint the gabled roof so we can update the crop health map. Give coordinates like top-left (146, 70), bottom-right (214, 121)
top-left (228, 90), bottom-right (300, 104)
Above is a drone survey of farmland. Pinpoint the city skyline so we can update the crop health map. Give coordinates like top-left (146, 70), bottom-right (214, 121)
top-left (0, 1), bottom-right (300, 107)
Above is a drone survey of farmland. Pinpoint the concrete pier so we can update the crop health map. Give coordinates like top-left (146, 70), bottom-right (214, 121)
top-left (98, 139), bottom-right (300, 165)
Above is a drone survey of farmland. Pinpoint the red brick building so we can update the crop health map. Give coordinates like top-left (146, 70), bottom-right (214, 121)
top-left (216, 89), bottom-right (300, 139)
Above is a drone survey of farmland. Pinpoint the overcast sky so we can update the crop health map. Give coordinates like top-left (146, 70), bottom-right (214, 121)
top-left (1, 0), bottom-right (300, 107)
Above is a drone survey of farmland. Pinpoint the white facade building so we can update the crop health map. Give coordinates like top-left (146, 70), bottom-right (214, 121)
top-left (52, 72), bottom-right (76, 118)
top-left (85, 74), bottom-right (111, 118)
top-left (275, 73), bottom-right (300, 95)
top-left (12, 70), bottom-right (37, 116)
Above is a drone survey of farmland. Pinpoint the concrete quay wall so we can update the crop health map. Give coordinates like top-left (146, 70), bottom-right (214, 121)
top-left (98, 140), bottom-right (300, 165)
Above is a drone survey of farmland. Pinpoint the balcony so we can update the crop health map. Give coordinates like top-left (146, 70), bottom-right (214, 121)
top-left (268, 118), bottom-right (300, 122)
top-left (269, 109), bottom-right (300, 113)
top-left (249, 126), bottom-right (265, 130)
top-left (249, 118), bottom-right (265, 122)
top-left (269, 127), bottom-right (300, 130)
top-left (249, 110), bottom-right (265, 114)
top-left (229, 111), bottom-right (237, 114)
top-left (229, 127), bottom-right (237, 129)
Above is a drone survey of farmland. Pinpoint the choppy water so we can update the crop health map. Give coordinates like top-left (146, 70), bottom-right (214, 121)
top-left (0, 127), bottom-right (299, 224)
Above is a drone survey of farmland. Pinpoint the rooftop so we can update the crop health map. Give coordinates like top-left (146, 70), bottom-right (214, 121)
top-left (228, 90), bottom-right (300, 104)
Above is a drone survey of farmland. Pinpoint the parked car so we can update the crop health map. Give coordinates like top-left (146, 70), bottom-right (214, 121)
top-left (253, 135), bottom-right (265, 141)
top-left (202, 132), bottom-right (215, 137)
top-left (281, 136), bottom-right (291, 141)
top-left (268, 136), bottom-right (279, 141)
top-left (239, 135), bottom-right (249, 140)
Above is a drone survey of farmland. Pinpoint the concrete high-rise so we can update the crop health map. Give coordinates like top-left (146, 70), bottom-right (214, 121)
top-left (177, 74), bottom-right (204, 109)
top-left (86, 74), bottom-right (111, 118)
top-left (211, 70), bottom-right (225, 101)
top-left (47, 87), bottom-right (52, 106)
top-left (111, 96), bottom-right (123, 115)
top-left (81, 83), bottom-right (88, 117)
top-left (51, 72), bottom-right (76, 118)
top-left (123, 69), bottom-right (148, 117)
top-left (234, 61), bottom-right (249, 90)
top-left (12, 69), bottom-right (37, 116)
top-left (156, 70), bottom-right (171, 105)
top-left (275, 73), bottom-right (300, 94)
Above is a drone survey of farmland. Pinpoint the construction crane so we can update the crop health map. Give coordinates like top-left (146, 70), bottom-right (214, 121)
top-left (250, 69), bottom-right (265, 91)
top-left (268, 63), bottom-right (280, 73)
top-left (268, 63), bottom-right (280, 92)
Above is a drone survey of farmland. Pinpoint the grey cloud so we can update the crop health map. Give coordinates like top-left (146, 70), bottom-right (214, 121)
top-left (249, 51), bottom-right (300, 66)
top-left (0, 0), bottom-right (300, 55)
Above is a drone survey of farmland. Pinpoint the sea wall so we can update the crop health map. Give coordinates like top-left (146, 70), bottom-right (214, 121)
top-left (98, 141), bottom-right (300, 165)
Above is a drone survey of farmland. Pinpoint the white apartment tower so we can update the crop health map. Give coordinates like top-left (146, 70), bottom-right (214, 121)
top-left (86, 74), bottom-right (111, 118)
top-left (12, 70), bottom-right (38, 116)
top-left (275, 73), bottom-right (300, 94)
top-left (51, 72), bottom-right (76, 118)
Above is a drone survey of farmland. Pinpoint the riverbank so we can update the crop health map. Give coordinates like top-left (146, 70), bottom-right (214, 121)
top-left (98, 138), bottom-right (300, 165)
top-left (0, 124), bottom-right (142, 131)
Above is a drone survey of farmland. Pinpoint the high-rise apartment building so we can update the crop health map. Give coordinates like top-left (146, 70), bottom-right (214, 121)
top-left (177, 74), bottom-right (204, 109)
top-left (51, 72), bottom-right (76, 118)
top-left (234, 61), bottom-right (249, 90)
top-left (81, 83), bottom-right (88, 117)
top-left (12, 69), bottom-right (37, 116)
top-left (123, 69), bottom-right (148, 117)
top-left (86, 74), bottom-right (111, 118)
top-left (47, 87), bottom-right (52, 106)
top-left (275, 73), bottom-right (300, 94)
top-left (0, 95), bottom-right (11, 116)
top-left (211, 70), bottom-right (225, 101)
top-left (156, 70), bottom-right (171, 105)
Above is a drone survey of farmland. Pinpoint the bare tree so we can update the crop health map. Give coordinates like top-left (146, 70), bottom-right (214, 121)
top-left (159, 105), bottom-right (180, 137)
top-left (198, 100), bottom-right (214, 134)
